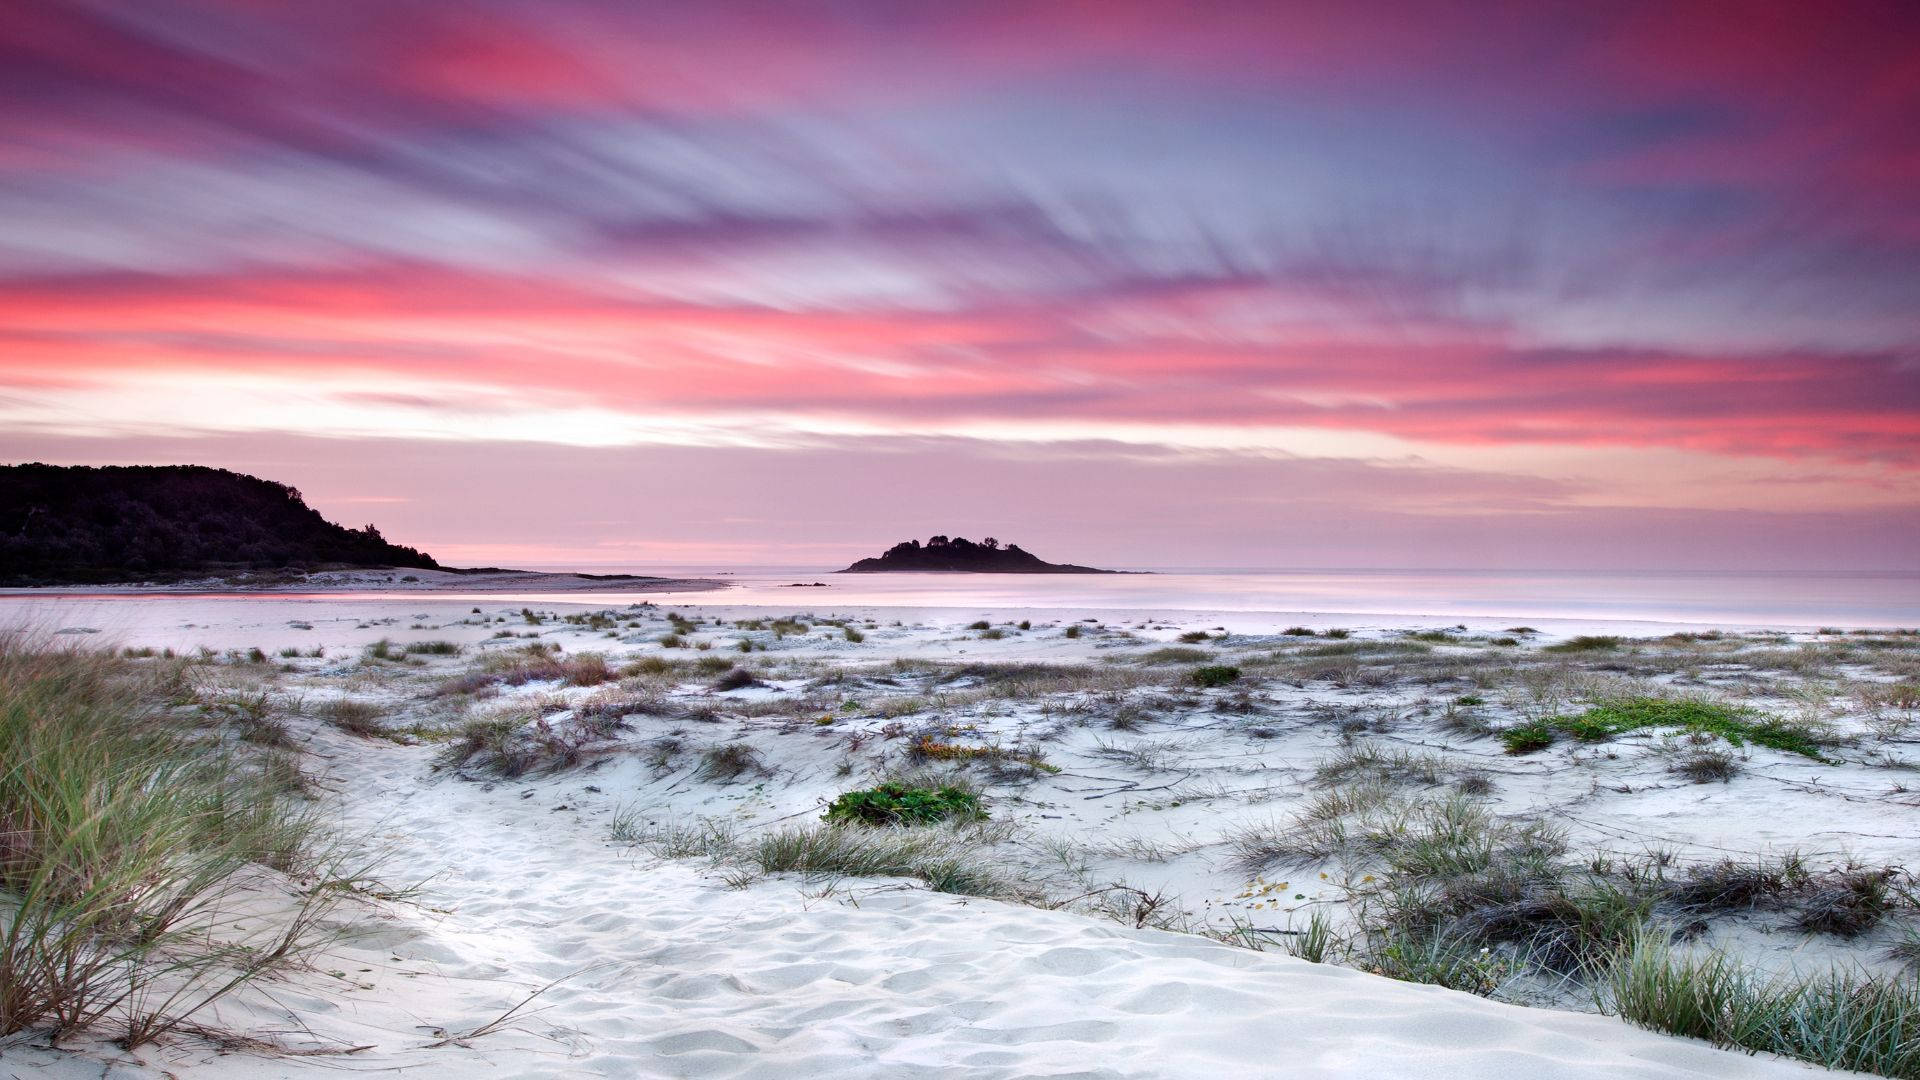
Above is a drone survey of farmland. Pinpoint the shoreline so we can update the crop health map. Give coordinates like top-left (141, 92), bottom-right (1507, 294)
top-left (0, 567), bottom-right (732, 596)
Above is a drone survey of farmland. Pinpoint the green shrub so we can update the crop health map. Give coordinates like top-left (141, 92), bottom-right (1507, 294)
top-left (823, 782), bottom-right (986, 826)
top-left (1178, 630), bottom-right (1212, 643)
top-left (1190, 664), bottom-right (1242, 688)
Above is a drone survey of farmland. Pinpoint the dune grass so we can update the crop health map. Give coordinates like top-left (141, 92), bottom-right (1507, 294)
top-left (749, 824), bottom-right (1016, 898)
top-left (1608, 936), bottom-right (1920, 1078)
top-left (0, 637), bottom-right (355, 1046)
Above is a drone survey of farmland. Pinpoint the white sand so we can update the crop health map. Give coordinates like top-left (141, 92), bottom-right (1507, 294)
top-left (5, 597), bottom-right (1902, 1078)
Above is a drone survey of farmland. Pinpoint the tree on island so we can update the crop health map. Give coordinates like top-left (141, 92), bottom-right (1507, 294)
top-left (838, 535), bottom-right (1119, 574)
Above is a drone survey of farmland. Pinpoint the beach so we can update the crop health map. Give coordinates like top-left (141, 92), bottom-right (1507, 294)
top-left (4, 588), bottom-right (1915, 1078)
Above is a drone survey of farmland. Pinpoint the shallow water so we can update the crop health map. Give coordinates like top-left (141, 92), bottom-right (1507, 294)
top-left (4, 567), bottom-right (1915, 631)
top-left (590, 566), bottom-right (1920, 627)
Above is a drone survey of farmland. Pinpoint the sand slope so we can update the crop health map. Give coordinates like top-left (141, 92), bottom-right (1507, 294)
top-left (13, 721), bottom-right (1840, 1080)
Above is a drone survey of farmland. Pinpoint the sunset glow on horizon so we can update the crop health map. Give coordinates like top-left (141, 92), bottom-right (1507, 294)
top-left (3, 1), bottom-right (1917, 570)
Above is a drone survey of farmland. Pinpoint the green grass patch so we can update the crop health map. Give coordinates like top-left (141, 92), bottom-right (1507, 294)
top-left (1500, 699), bottom-right (1826, 760)
top-left (823, 783), bottom-right (986, 826)
top-left (1500, 720), bottom-right (1557, 753)
top-left (1552, 698), bottom-right (1826, 760)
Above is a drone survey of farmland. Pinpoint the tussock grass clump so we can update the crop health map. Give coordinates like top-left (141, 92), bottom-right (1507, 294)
top-left (823, 783), bottom-right (985, 826)
top-left (608, 814), bottom-right (738, 858)
top-left (1608, 936), bottom-right (1920, 1078)
top-left (697, 742), bottom-right (769, 782)
top-left (1668, 743), bottom-right (1744, 783)
top-left (439, 646), bottom-right (618, 694)
top-left (1313, 741), bottom-right (1449, 788)
top-left (1545, 635), bottom-right (1624, 653)
top-left (909, 735), bottom-right (1060, 775)
top-left (436, 715), bottom-right (528, 774)
top-left (315, 697), bottom-right (386, 737)
top-left (916, 660), bottom-right (1152, 699)
top-left (404, 640), bottom-right (463, 656)
top-left (0, 639), bottom-right (352, 1045)
top-left (1500, 720), bottom-right (1556, 753)
top-left (710, 667), bottom-right (761, 692)
top-left (1662, 856), bottom-right (1808, 912)
top-left (437, 702), bottom-right (630, 777)
top-left (1793, 867), bottom-right (1900, 938)
top-left (1190, 664), bottom-right (1241, 688)
top-left (1295, 640), bottom-right (1431, 659)
top-left (1138, 647), bottom-right (1209, 664)
top-left (749, 824), bottom-right (1013, 898)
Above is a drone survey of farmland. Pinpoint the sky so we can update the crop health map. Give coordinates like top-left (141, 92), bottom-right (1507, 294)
top-left (2, 0), bottom-right (1917, 570)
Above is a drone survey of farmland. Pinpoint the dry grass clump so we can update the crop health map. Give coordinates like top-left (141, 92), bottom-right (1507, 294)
top-left (573, 684), bottom-right (672, 723)
top-left (1792, 866), bottom-right (1904, 938)
top-left (438, 646), bottom-right (618, 695)
top-left (437, 701), bottom-right (631, 777)
top-left (1666, 741), bottom-right (1745, 783)
top-left (0, 638), bottom-right (356, 1046)
top-left (908, 660), bottom-right (1154, 699)
top-left (697, 742), bottom-right (770, 782)
top-left (908, 734), bottom-right (1061, 776)
top-left (710, 667), bottom-right (761, 692)
top-left (314, 697), bottom-right (386, 737)
top-left (404, 640), bottom-right (463, 656)
top-left (608, 814), bottom-right (739, 858)
top-left (1312, 741), bottom-right (1450, 788)
top-left (1138, 647), bottom-right (1209, 664)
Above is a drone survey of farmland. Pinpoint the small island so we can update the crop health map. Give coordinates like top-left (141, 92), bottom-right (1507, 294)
top-left (838, 535), bottom-right (1124, 574)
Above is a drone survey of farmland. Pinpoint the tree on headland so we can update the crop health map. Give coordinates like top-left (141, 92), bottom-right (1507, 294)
top-left (0, 463), bottom-right (439, 585)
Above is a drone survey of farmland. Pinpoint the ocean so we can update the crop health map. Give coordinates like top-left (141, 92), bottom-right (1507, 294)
top-left (565, 566), bottom-right (1919, 628)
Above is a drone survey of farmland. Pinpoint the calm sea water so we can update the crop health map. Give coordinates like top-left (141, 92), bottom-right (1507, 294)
top-left (4, 569), bottom-right (1914, 634)
top-left (554, 567), bottom-right (1920, 628)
